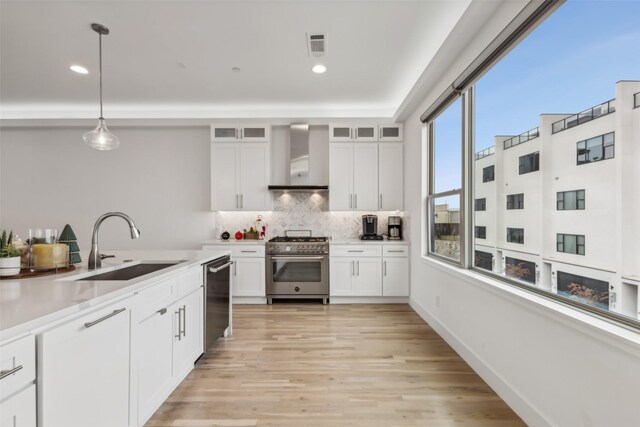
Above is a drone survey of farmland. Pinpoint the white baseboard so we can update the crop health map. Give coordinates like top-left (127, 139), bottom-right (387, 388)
top-left (409, 297), bottom-right (552, 427)
top-left (232, 297), bottom-right (267, 304)
top-left (330, 297), bottom-right (409, 304)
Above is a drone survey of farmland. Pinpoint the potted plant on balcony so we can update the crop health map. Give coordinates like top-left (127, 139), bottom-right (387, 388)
top-left (0, 230), bottom-right (21, 277)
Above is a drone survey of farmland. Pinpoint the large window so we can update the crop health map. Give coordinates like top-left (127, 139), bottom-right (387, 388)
top-left (577, 132), bottom-right (614, 165)
top-left (425, 1), bottom-right (640, 328)
top-left (427, 97), bottom-right (463, 263)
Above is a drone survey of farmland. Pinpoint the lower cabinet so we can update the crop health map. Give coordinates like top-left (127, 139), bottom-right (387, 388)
top-left (330, 244), bottom-right (409, 298)
top-left (38, 300), bottom-right (132, 427)
top-left (0, 384), bottom-right (36, 427)
top-left (172, 287), bottom-right (204, 380)
top-left (234, 257), bottom-right (266, 297)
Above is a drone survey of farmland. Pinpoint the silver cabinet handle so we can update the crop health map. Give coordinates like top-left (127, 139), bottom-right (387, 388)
top-left (379, 194), bottom-right (382, 210)
top-left (181, 304), bottom-right (186, 338)
top-left (175, 307), bottom-right (184, 340)
top-left (387, 250), bottom-right (404, 253)
top-left (84, 308), bottom-right (126, 328)
top-left (347, 250), bottom-right (364, 253)
top-left (384, 260), bottom-right (387, 276)
top-left (0, 365), bottom-right (23, 380)
top-left (271, 256), bottom-right (324, 260)
top-left (354, 194), bottom-right (358, 209)
top-left (236, 194), bottom-right (239, 209)
top-left (357, 260), bottom-right (360, 276)
top-left (240, 194), bottom-right (243, 209)
top-left (349, 128), bottom-right (352, 139)
top-left (157, 308), bottom-right (167, 315)
top-left (235, 128), bottom-right (239, 139)
top-left (209, 261), bottom-right (233, 273)
top-left (355, 128), bottom-right (358, 139)
top-left (351, 260), bottom-right (354, 276)
top-left (240, 250), bottom-right (257, 253)
top-left (234, 262), bottom-right (237, 276)
top-left (240, 128), bottom-right (244, 139)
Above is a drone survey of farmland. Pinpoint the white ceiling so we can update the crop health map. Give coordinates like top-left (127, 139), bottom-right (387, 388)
top-left (0, 0), bottom-right (474, 119)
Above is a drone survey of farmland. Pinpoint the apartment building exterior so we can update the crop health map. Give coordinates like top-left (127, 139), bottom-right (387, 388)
top-left (473, 81), bottom-right (640, 320)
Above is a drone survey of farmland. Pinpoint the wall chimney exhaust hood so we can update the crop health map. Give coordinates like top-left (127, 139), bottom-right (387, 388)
top-left (268, 124), bottom-right (328, 192)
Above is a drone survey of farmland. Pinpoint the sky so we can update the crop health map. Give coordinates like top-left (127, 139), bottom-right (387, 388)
top-left (433, 0), bottom-right (640, 197)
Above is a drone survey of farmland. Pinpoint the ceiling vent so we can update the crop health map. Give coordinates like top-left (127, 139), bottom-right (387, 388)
top-left (306, 33), bottom-right (327, 57)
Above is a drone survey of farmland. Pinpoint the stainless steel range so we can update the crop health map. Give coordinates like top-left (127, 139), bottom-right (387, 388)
top-left (266, 231), bottom-right (329, 304)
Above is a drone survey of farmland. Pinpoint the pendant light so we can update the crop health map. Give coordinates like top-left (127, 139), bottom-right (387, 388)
top-left (83, 23), bottom-right (119, 150)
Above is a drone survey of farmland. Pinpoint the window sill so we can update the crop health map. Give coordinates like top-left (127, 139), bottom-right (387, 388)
top-left (418, 255), bottom-right (640, 353)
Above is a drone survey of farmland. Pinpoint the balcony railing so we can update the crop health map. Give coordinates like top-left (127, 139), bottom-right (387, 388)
top-left (551, 99), bottom-right (615, 134)
top-left (503, 127), bottom-right (540, 150)
top-left (634, 92), bottom-right (639, 109)
top-left (475, 146), bottom-right (495, 160)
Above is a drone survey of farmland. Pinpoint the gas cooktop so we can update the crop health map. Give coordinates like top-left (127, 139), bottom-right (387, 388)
top-left (268, 236), bottom-right (328, 243)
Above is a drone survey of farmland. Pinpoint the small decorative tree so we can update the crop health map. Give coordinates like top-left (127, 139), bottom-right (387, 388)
top-left (59, 224), bottom-right (82, 265)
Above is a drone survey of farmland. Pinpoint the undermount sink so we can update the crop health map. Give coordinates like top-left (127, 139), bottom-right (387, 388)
top-left (75, 262), bottom-right (182, 281)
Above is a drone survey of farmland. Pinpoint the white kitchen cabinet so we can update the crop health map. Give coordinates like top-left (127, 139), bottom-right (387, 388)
top-left (210, 142), bottom-right (270, 211)
top-left (378, 143), bottom-right (404, 210)
top-left (172, 286), bottom-right (204, 380)
top-left (234, 257), bottom-right (266, 297)
top-left (329, 142), bottom-right (378, 211)
top-left (211, 124), bottom-right (270, 142)
top-left (329, 258), bottom-right (356, 296)
top-left (329, 123), bottom-right (378, 141)
top-left (383, 257), bottom-right (409, 296)
top-left (329, 257), bottom-right (382, 296)
top-left (0, 384), bottom-right (36, 427)
top-left (379, 124), bottom-right (403, 142)
top-left (38, 300), bottom-right (132, 427)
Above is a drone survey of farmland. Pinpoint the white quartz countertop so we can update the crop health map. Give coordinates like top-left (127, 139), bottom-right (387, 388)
top-left (0, 249), bottom-right (229, 342)
top-left (202, 239), bottom-right (265, 245)
top-left (330, 239), bottom-right (409, 245)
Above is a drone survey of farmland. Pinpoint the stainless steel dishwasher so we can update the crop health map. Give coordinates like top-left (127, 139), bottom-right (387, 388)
top-left (203, 255), bottom-right (232, 351)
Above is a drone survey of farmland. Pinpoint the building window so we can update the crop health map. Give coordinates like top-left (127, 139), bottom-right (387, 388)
top-left (505, 257), bottom-right (536, 285)
top-left (475, 226), bottom-right (486, 239)
top-left (557, 233), bottom-right (585, 255)
top-left (506, 193), bottom-right (524, 210)
top-left (474, 250), bottom-right (493, 271)
top-left (557, 271), bottom-right (608, 310)
top-left (506, 227), bottom-right (524, 244)
top-left (475, 198), bottom-right (486, 211)
top-left (427, 97), bottom-right (464, 264)
top-left (577, 132), bottom-right (615, 165)
top-left (482, 165), bottom-right (495, 182)
top-left (635, 92), bottom-right (640, 108)
top-left (519, 152), bottom-right (539, 175)
top-left (557, 190), bottom-right (585, 210)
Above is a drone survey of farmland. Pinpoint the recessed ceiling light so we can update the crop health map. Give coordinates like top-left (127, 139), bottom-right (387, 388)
top-left (312, 64), bottom-right (326, 74)
top-left (70, 65), bottom-right (89, 74)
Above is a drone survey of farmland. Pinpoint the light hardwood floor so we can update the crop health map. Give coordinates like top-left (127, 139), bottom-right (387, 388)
top-left (146, 304), bottom-right (525, 427)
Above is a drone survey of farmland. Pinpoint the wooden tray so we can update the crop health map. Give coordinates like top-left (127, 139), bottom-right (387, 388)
top-left (0, 265), bottom-right (76, 280)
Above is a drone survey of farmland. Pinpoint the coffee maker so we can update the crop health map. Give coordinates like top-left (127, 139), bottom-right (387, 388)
top-left (361, 215), bottom-right (383, 240)
top-left (388, 216), bottom-right (402, 240)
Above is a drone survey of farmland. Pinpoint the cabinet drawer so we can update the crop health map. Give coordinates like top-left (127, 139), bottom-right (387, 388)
top-left (136, 277), bottom-right (176, 321)
top-left (177, 267), bottom-right (203, 299)
top-left (0, 383), bottom-right (36, 427)
top-left (331, 245), bottom-right (381, 257)
top-left (0, 335), bottom-right (35, 401)
top-left (230, 245), bottom-right (265, 258)
top-left (382, 245), bottom-right (409, 257)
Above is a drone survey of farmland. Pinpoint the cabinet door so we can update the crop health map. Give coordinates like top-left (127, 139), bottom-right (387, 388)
top-left (353, 143), bottom-right (379, 211)
top-left (38, 302), bottom-right (131, 427)
top-left (329, 258), bottom-right (355, 296)
top-left (137, 307), bottom-right (174, 425)
top-left (0, 384), bottom-right (36, 427)
top-left (329, 124), bottom-right (353, 141)
top-left (383, 257), bottom-right (409, 296)
top-left (354, 258), bottom-right (382, 296)
top-left (173, 287), bottom-right (204, 380)
top-left (329, 143), bottom-right (354, 210)
top-left (240, 125), bottom-right (270, 142)
top-left (379, 124), bottom-right (403, 142)
top-left (239, 143), bottom-right (270, 211)
top-left (354, 125), bottom-right (378, 141)
top-left (234, 257), bottom-right (265, 297)
top-left (211, 143), bottom-right (240, 211)
top-left (378, 143), bottom-right (404, 210)
top-left (211, 125), bottom-right (240, 143)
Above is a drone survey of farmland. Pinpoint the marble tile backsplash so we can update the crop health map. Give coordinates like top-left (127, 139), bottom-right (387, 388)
top-left (214, 192), bottom-right (404, 240)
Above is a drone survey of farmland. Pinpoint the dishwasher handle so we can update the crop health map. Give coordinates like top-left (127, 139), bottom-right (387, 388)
top-left (209, 261), bottom-right (234, 273)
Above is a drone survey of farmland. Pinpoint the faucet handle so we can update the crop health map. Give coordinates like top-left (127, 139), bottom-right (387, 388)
top-left (100, 254), bottom-right (115, 260)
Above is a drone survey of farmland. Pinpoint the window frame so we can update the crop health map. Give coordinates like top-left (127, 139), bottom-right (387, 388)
top-left (518, 151), bottom-right (540, 174)
top-left (576, 132), bottom-right (615, 165)
top-left (506, 193), bottom-right (525, 210)
top-left (475, 198), bottom-right (487, 211)
top-left (557, 233), bottom-right (586, 255)
top-left (475, 226), bottom-right (487, 239)
top-left (557, 189), bottom-right (585, 210)
top-left (506, 227), bottom-right (524, 244)
top-left (482, 165), bottom-right (495, 182)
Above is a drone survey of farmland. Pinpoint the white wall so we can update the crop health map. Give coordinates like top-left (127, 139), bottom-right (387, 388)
top-left (403, 2), bottom-right (640, 426)
top-left (0, 126), bottom-right (215, 251)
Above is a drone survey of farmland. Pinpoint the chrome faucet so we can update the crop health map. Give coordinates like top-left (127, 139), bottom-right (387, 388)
top-left (88, 212), bottom-right (141, 269)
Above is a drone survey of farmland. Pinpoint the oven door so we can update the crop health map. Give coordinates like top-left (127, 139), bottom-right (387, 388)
top-left (266, 255), bottom-right (328, 295)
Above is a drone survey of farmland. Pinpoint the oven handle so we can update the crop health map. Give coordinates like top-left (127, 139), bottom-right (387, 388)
top-left (270, 256), bottom-right (325, 261)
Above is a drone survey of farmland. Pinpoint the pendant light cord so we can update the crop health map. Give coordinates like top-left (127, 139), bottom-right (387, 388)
top-left (98, 31), bottom-right (103, 120)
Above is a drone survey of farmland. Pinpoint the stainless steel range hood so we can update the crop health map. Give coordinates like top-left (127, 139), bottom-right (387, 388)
top-left (268, 124), bottom-right (328, 191)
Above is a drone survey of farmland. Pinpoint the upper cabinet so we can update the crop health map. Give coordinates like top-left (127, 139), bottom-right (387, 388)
top-left (211, 124), bottom-right (271, 143)
top-left (378, 143), bottom-right (404, 210)
top-left (329, 123), bottom-right (402, 142)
